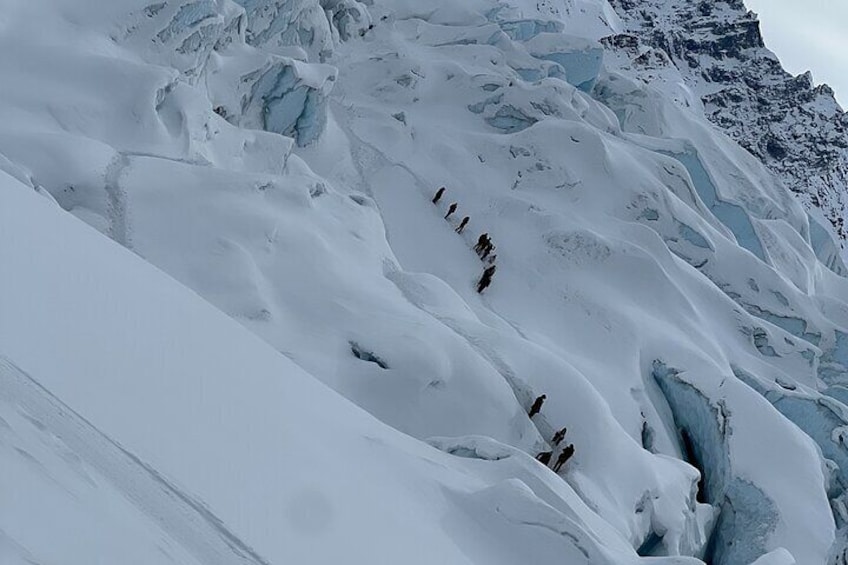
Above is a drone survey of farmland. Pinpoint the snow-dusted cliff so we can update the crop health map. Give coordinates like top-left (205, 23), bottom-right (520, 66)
top-left (607, 0), bottom-right (848, 250)
top-left (2, 1), bottom-right (848, 564)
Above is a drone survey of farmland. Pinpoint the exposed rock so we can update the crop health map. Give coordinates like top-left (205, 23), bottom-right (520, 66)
top-left (606, 0), bottom-right (848, 252)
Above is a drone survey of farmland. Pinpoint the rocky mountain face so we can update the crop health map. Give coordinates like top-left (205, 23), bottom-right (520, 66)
top-left (607, 0), bottom-right (848, 247)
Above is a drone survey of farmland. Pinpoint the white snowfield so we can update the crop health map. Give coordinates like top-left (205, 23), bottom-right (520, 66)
top-left (1, 173), bottom-right (699, 565)
top-left (1, 0), bottom-right (847, 564)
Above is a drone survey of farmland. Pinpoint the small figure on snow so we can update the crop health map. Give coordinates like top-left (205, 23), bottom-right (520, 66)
top-left (480, 241), bottom-right (495, 260)
top-left (474, 233), bottom-right (490, 255)
top-left (535, 451), bottom-right (553, 465)
top-left (432, 186), bottom-right (446, 204)
top-left (528, 394), bottom-right (546, 419)
top-left (455, 216), bottom-right (470, 234)
top-left (477, 264), bottom-right (497, 293)
top-left (444, 202), bottom-right (458, 220)
top-left (552, 427), bottom-right (568, 446)
top-left (552, 444), bottom-right (575, 473)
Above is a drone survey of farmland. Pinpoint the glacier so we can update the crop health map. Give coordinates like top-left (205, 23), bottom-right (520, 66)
top-left (2, 0), bottom-right (848, 564)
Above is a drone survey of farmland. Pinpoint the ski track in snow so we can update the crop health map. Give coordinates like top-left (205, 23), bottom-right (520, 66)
top-left (0, 357), bottom-right (271, 565)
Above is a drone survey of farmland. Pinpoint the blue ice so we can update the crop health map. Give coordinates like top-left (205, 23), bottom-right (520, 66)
top-left (653, 361), bottom-right (777, 565)
top-left (485, 105), bottom-right (538, 133)
top-left (534, 48), bottom-right (603, 93)
top-left (808, 213), bottom-right (848, 276)
top-left (157, 1), bottom-right (217, 43)
top-left (251, 64), bottom-right (328, 146)
top-left (662, 150), bottom-right (767, 262)
top-left (498, 20), bottom-right (564, 42)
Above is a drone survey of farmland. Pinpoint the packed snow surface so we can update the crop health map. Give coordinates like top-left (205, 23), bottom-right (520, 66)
top-left (2, 0), bottom-right (848, 564)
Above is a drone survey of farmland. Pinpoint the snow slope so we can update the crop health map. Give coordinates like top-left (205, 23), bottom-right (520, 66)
top-left (3, 0), bottom-right (848, 563)
top-left (1, 172), bottom-right (709, 565)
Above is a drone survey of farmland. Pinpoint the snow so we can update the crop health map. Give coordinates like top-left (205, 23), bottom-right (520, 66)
top-left (234, 0), bottom-right (334, 61)
top-left (3, 0), bottom-right (848, 563)
top-left (525, 33), bottom-right (605, 92)
top-left (1, 171), bottom-right (672, 565)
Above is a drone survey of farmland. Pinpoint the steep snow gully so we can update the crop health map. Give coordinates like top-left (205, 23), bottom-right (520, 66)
top-left (3, 0), bottom-right (848, 564)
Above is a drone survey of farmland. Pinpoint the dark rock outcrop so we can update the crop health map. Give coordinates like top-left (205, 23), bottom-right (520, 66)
top-left (606, 0), bottom-right (848, 244)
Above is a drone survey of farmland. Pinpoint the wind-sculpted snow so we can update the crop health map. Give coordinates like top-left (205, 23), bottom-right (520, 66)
top-left (653, 362), bottom-right (833, 565)
top-left (0, 358), bottom-right (271, 565)
top-left (820, 331), bottom-right (848, 386)
top-left (809, 215), bottom-right (848, 276)
top-left (4, 0), bottom-right (848, 563)
top-left (323, 0), bottom-right (372, 42)
top-left (233, 0), bottom-right (370, 61)
top-left (118, 0), bottom-right (245, 80)
top-left (733, 368), bottom-right (848, 506)
top-left (1, 169), bottom-right (714, 565)
top-left (525, 34), bottom-right (604, 92)
top-left (661, 149), bottom-right (766, 262)
top-left (130, 0), bottom-right (338, 144)
top-left (233, 0), bottom-right (334, 60)
top-left (498, 19), bottom-right (564, 42)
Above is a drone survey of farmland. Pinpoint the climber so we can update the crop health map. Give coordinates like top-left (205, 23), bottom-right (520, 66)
top-left (476, 264), bottom-right (497, 293)
top-left (474, 233), bottom-right (490, 255)
top-left (480, 241), bottom-right (495, 260)
top-left (444, 202), bottom-right (458, 220)
top-left (528, 394), bottom-right (546, 419)
top-left (535, 451), bottom-right (553, 465)
top-left (552, 427), bottom-right (568, 446)
top-left (432, 186), bottom-right (446, 204)
top-left (455, 216), bottom-right (470, 234)
top-left (553, 444), bottom-right (575, 473)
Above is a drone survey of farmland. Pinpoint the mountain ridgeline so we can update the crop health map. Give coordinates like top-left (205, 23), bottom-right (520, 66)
top-left (608, 0), bottom-right (848, 247)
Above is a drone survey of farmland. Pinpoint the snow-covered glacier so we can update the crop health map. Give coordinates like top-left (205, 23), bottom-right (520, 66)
top-left (2, 0), bottom-right (848, 564)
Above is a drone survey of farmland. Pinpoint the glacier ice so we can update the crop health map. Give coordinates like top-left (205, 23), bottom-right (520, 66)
top-left (653, 361), bottom-right (834, 564)
top-left (525, 33), bottom-right (604, 92)
top-left (233, 0), bottom-right (334, 61)
top-left (241, 57), bottom-right (336, 145)
top-left (498, 19), bottom-right (564, 42)
top-left (661, 149), bottom-right (767, 262)
top-left (3, 0), bottom-right (848, 563)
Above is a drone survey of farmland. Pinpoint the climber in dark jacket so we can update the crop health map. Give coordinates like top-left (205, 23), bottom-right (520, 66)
top-left (474, 233), bottom-right (490, 255)
top-left (552, 427), bottom-right (567, 446)
top-left (553, 444), bottom-right (575, 472)
top-left (444, 202), bottom-right (458, 220)
top-left (528, 394), bottom-right (546, 418)
top-left (476, 264), bottom-right (496, 293)
top-left (535, 451), bottom-right (553, 465)
top-left (455, 216), bottom-right (470, 234)
top-left (432, 186), bottom-right (446, 204)
top-left (481, 241), bottom-right (495, 260)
